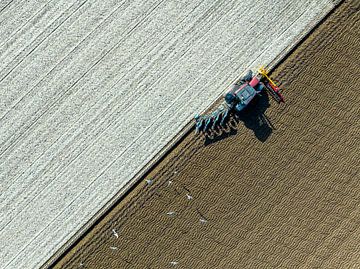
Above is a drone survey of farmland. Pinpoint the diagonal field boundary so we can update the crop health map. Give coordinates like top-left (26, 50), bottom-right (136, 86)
top-left (42, 0), bottom-right (343, 268)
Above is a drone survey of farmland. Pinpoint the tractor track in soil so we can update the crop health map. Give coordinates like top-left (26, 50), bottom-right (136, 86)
top-left (54, 1), bottom-right (360, 268)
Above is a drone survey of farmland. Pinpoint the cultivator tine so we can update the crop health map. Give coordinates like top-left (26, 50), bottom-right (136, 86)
top-left (220, 108), bottom-right (230, 126)
top-left (195, 121), bottom-right (202, 133)
top-left (195, 112), bottom-right (222, 134)
top-left (194, 114), bottom-right (204, 133)
top-left (213, 111), bottom-right (221, 127)
top-left (204, 116), bottom-right (213, 131)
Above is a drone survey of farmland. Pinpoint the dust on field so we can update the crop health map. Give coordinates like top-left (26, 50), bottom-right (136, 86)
top-left (55, 1), bottom-right (360, 268)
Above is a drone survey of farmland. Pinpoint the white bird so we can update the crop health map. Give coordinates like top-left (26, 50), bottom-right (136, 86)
top-left (186, 193), bottom-right (193, 200)
top-left (79, 262), bottom-right (84, 267)
top-left (167, 180), bottom-right (173, 186)
top-left (167, 211), bottom-right (176, 216)
top-left (170, 261), bottom-right (179, 266)
top-left (200, 218), bottom-right (208, 224)
top-left (110, 246), bottom-right (118, 250)
top-left (112, 229), bottom-right (119, 238)
top-left (145, 179), bottom-right (153, 185)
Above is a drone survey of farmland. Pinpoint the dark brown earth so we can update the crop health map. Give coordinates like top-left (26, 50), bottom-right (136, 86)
top-left (54, 1), bottom-right (360, 268)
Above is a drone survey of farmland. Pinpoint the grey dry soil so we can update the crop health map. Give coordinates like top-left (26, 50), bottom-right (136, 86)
top-left (55, 1), bottom-right (360, 268)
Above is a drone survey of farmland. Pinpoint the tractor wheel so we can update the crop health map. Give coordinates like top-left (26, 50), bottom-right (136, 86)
top-left (242, 70), bottom-right (253, 82)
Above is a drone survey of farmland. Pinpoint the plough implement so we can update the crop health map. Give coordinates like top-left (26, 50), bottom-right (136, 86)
top-left (195, 67), bottom-right (284, 133)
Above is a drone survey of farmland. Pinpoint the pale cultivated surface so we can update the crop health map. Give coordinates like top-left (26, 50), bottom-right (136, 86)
top-left (0, 1), bottom-right (334, 268)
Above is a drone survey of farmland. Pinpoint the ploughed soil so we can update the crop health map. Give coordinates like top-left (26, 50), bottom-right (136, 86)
top-left (54, 1), bottom-right (360, 268)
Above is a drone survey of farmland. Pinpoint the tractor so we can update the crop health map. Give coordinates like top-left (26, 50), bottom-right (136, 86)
top-left (194, 67), bottom-right (284, 133)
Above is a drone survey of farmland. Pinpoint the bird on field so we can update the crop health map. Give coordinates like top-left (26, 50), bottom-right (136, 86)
top-left (145, 179), bottom-right (153, 185)
top-left (167, 211), bottom-right (176, 216)
top-left (197, 209), bottom-right (208, 224)
top-left (186, 193), bottom-right (193, 200)
top-left (170, 261), bottom-right (179, 266)
top-left (110, 246), bottom-right (118, 250)
top-left (112, 229), bottom-right (119, 238)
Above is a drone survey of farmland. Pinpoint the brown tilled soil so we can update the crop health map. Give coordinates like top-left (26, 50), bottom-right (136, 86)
top-left (54, 1), bottom-right (360, 268)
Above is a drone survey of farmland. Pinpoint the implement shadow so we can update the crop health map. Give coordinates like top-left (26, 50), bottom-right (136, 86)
top-left (204, 92), bottom-right (274, 145)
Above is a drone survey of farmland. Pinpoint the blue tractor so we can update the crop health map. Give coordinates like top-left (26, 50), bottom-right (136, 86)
top-left (195, 68), bottom-right (284, 133)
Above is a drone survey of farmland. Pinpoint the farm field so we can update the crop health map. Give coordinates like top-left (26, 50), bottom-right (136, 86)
top-left (0, 1), bottom-right (336, 268)
top-left (54, 0), bottom-right (360, 268)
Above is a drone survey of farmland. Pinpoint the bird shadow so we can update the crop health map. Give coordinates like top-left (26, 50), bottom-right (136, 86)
top-left (204, 92), bottom-right (274, 146)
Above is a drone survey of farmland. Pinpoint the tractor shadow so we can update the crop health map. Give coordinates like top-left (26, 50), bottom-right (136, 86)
top-left (204, 92), bottom-right (274, 145)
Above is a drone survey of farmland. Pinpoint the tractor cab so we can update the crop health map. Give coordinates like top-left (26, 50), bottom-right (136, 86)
top-left (234, 85), bottom-right (258, 112)
top-left (230, 76), bottom-right (264, 112)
